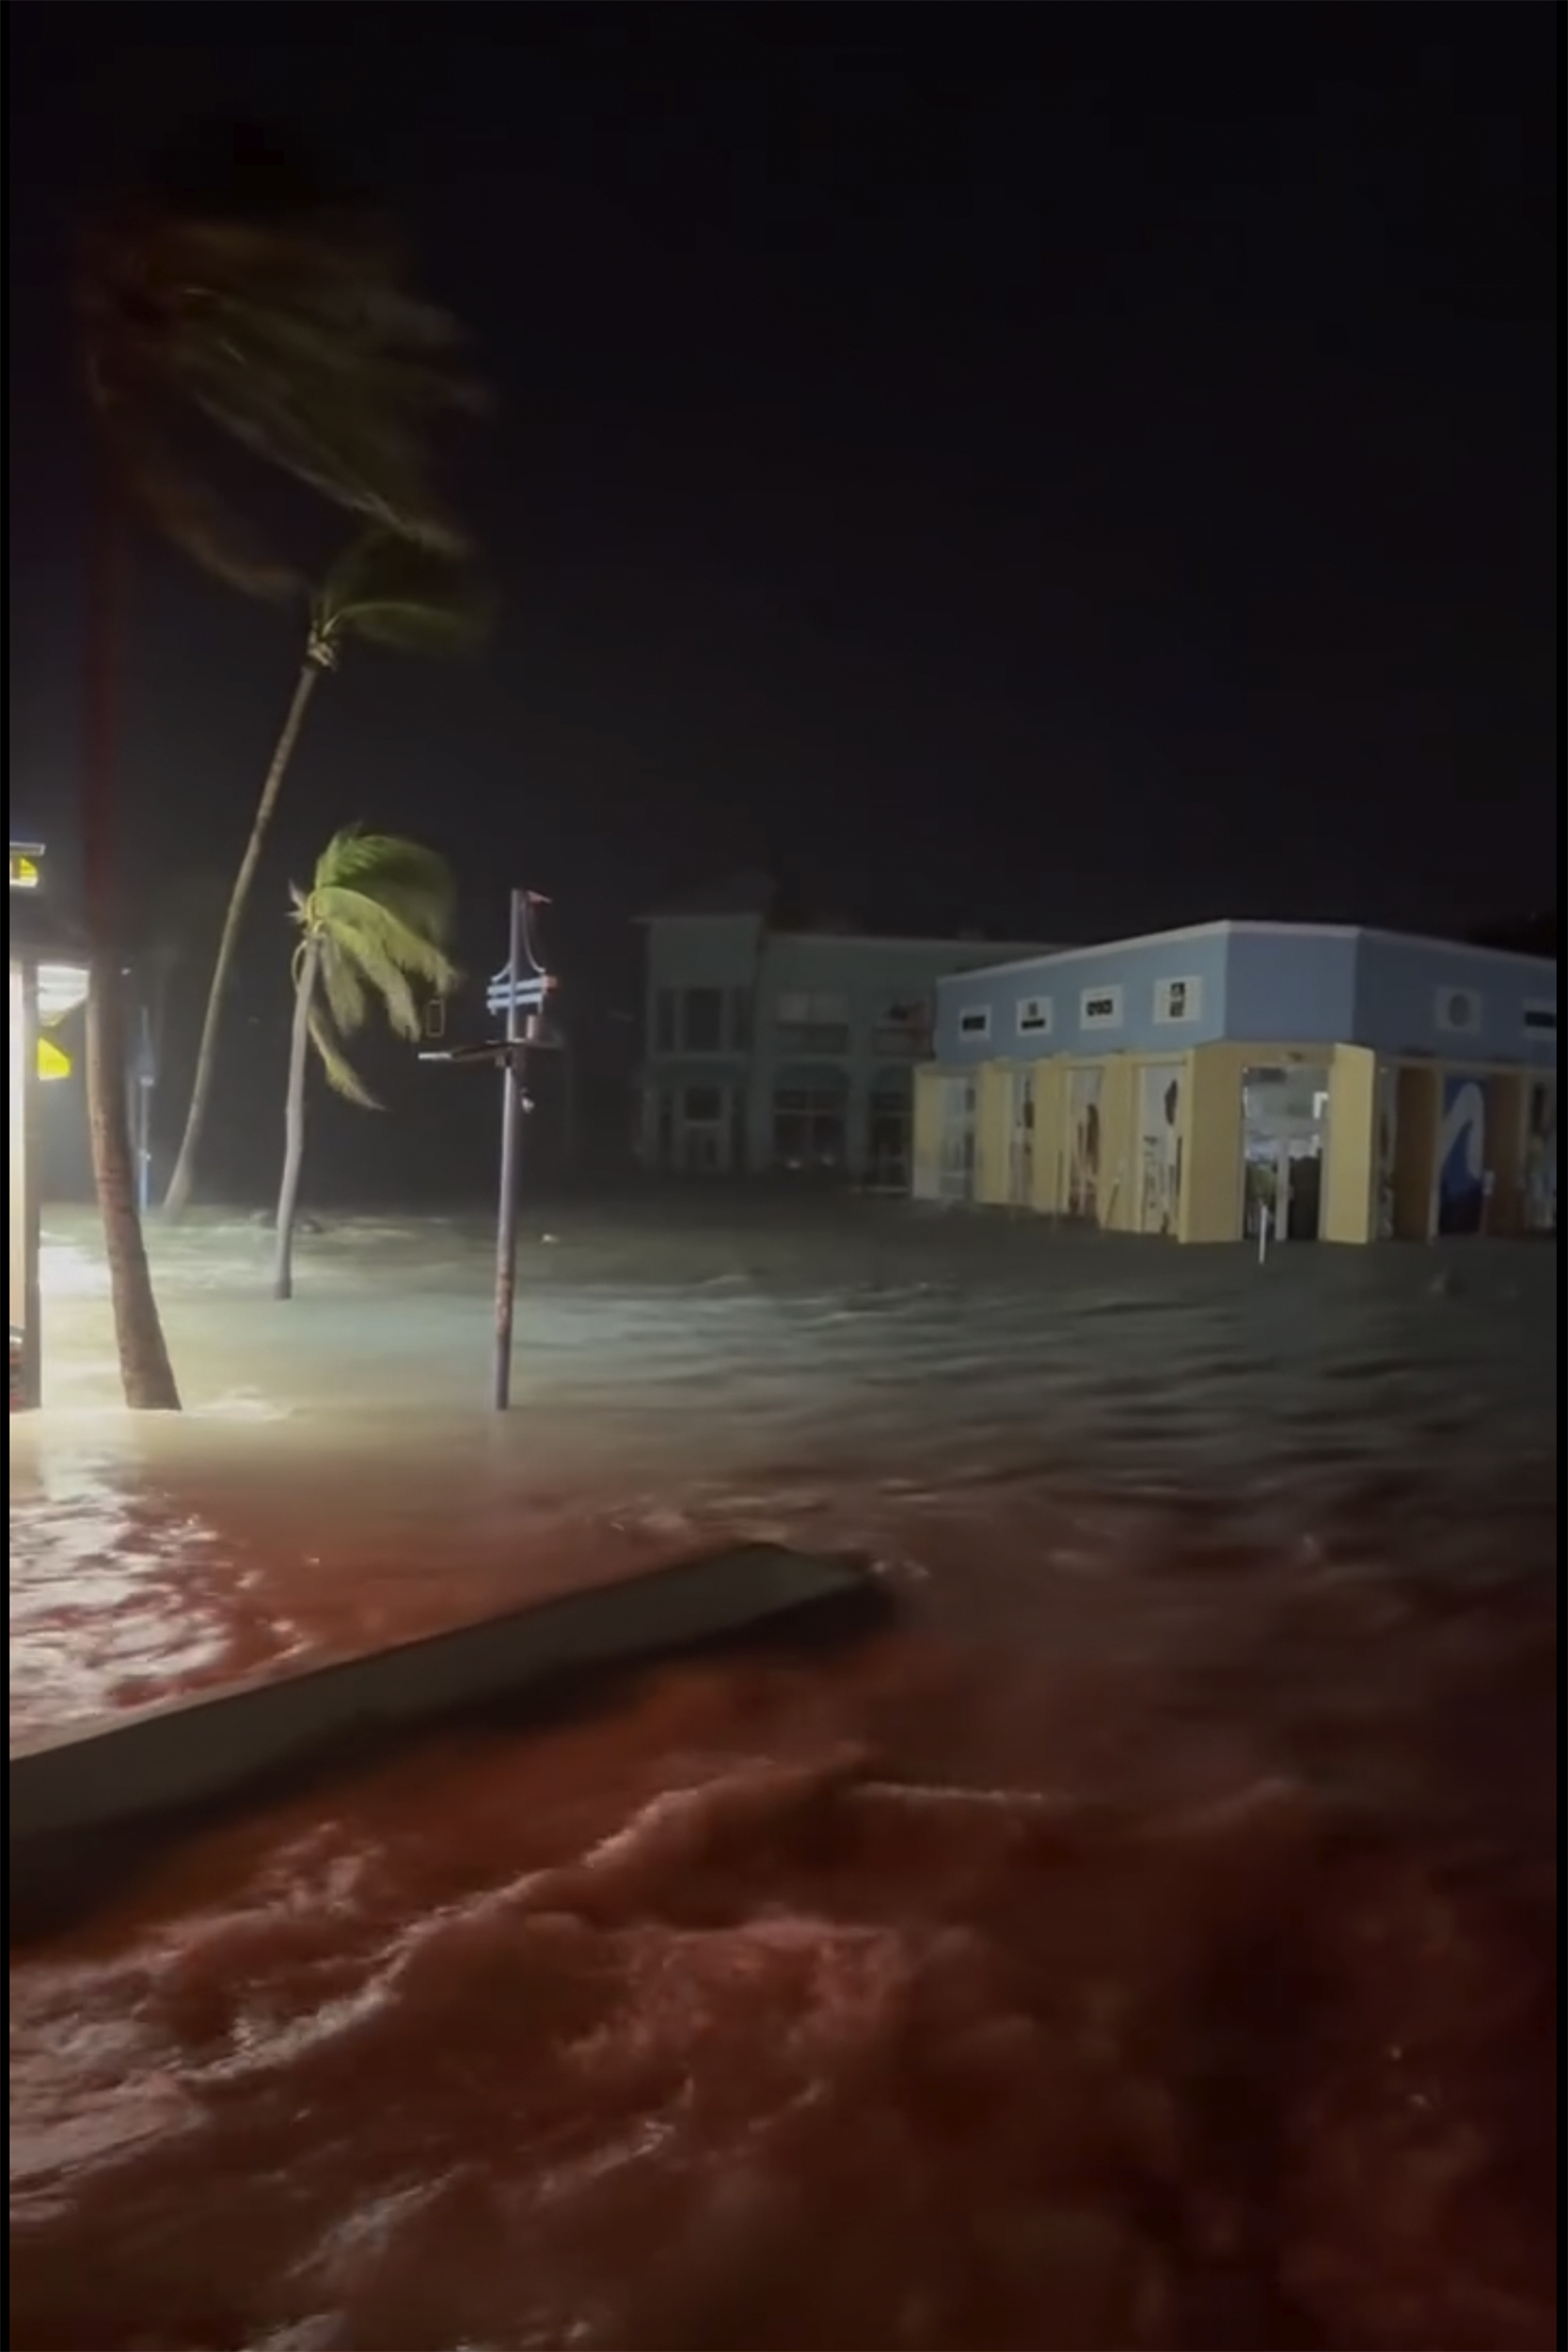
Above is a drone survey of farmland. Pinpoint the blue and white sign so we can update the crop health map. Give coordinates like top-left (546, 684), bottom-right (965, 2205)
top-left (485, 967), bottom-right (550, 1018)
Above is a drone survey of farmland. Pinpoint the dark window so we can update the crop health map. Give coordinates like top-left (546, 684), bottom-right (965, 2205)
top-left (684, 1086), bottom-right (722, 1121)
top-left (958, 1008), bottom-right (990, 1037)
top-left (654, 989), bottom-right (676, 1051)
top-left (1523, 1002), bottom-right (1557, 1033)
top-left (730, 988), bottom-right (752, 1050)
top-left (772, 1086), bottom-right (847, 1169)
top-left (682, 988), bottom-right (723, 1051)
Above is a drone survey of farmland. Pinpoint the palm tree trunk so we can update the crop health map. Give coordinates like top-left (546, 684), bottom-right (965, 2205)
top-left (84, 499), bottom-right (182, 1408)
top-left (273, 939), bottom-right (320, 1301)
top-left (164, 658), bottom-right (324, 1217)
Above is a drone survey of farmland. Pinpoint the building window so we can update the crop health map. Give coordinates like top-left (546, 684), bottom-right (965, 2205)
top-left (1523, 999), bottom-right (1557, 1035)
top-left (871, 997), bottom-right (931, 1056)
top-left (776, 992), bottom-right (851, 1054)
top-left (772, 1085), bottom-right (847, 1170)
top-left (1080, 985), bottom-right (1124, 1032)
top-left (729, 988), bottom-right (752, 1050)
top-left (683, 1085), bottom-right (723, 1123)
top-left (958, 1006), bottom-right (991, 1040)
top-left (1434, 986), bottom-right (1482, 1037)
top-left (682, 987), bottom-right (724, 1052)
top-left (1153, 976), bottom-right (1201, 1025)
top-left (1016, 995), bottom-right (1052, 1036)
top-left (654, 988), bottom-right (676, 1051)
top-left (868, 1080), bottom-right (911, 1187)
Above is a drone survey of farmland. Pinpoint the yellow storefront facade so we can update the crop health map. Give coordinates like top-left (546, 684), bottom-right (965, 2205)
top-left (913, 923), bottom-right (1557, 1246)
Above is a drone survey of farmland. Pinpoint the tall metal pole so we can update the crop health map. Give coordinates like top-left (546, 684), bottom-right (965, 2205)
top-left (492, 886), bottom-right (527, 1410)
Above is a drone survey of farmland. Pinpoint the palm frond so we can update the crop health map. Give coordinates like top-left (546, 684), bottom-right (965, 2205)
top-left (314, 530), bottom-right (492, 657)
top-left (80, 201), bottom-right (486, 578)
top-left (334, 928), bottom-right (422, 1041)
top-left (314, 884), bottom-right (456, 997)
top-left (292, 828), bottom-right (456, 1079)
top-left (96, 396), bottom-right (301, 598)
top-left (318, 936), bottom-right (370, 1036)
top-left (311, 827), bottom-right (457, 939)
top-left (306, 997), bottom-right (379, 1106)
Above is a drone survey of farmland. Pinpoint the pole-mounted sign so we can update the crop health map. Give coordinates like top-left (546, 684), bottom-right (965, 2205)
top-left (420, 887), bottom-right (555, 1410)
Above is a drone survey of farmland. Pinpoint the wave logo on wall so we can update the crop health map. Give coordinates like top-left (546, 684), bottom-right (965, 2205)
top-left (1436, 1074), bottom-right (1486, 1236)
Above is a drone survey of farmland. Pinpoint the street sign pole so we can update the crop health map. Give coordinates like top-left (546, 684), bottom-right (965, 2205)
top-left (419, 886), bottom-right (555, 1411)
top-left (492, 886), bottom-right (527, 1411)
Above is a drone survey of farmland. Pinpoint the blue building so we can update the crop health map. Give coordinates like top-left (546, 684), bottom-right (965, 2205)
top-left (638, 877), bottom-right (1054, 1182)
top-left (913, 920), bottom-right (1557, 1242)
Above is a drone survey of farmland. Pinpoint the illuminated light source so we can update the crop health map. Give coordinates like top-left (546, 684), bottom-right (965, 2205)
top-left (37, 961), bottom-right (90, 1024)
top-left (8, 845), bottom-right (43, 892)
top-left (39, 1037), bottom-right (71, 1082)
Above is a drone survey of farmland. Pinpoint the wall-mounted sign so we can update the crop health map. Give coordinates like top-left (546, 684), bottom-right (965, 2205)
top-left (8, 845), bottom-right (43, 891)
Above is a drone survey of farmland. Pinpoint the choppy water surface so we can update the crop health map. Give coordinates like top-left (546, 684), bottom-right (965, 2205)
top-left (8, 1219), bottom-right (1560, 2349)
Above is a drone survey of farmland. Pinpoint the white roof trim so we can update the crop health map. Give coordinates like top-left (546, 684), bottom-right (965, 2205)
top-left (935, 918), bottom-right (1558, 992)
top-left (935, 919), bottom-right (1237, 986)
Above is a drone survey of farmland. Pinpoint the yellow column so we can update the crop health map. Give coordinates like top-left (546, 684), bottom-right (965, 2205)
top-left (1029, 1057), bottom-right (1066, 1214)
top-left (911, 1066), bottom-right (945, 1200)
top-left (1322, 1046), bottom-right (1377, 1244)
top-left (974, 1062), bottom-right (1012, 1204)
top-left (1096, 1057), bottom-right (1137, 1231)
top-left (1179, 1043), bottom-right (1245, 1243)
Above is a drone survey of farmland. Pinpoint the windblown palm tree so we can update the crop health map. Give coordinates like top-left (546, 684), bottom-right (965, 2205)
top-left (274, 828), bottom-right (458, 1300)
top-left (163, 531), bottom-right (487, 1217)
top-left (75, 154), bottom-right (483, 1405)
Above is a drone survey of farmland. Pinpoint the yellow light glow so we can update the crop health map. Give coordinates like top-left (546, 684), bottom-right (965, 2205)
top-left (8, 850), bottom-right (41, 891)
top-left (39, 1038), bottom-right (71, 1082)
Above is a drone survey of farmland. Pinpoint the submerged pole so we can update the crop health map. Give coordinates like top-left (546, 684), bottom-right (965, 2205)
top-left (492, 887), bottom-right (527, 1410)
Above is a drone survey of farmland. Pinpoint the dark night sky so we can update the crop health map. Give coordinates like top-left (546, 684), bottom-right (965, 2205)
top-left (8, 3), bottom-right (1560, 984)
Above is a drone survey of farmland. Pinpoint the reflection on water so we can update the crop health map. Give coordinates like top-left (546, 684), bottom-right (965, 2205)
top-left (9, 1470), bottom-right (1558, 2352)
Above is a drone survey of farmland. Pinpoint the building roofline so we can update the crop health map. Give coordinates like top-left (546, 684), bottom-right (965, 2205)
top-left (936, 917), bottom-right (1558, 989)
top-left (937, 919), bottom-right (1238, 985)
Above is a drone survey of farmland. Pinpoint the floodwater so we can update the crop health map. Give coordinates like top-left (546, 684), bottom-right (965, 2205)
top-left (8, 1209), bottom-right (1560, 2350)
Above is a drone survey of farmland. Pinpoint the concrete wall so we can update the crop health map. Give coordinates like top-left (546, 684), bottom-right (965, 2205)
top-left (10, 1546), bottom-right (877, 1930)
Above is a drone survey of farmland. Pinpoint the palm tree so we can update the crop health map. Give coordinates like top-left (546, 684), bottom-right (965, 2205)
top-left (163, 532), bottom-right (487, 1218)
top-left (274, 828), bottom-right (458, 1300)
top-left (76, 167), bottom-right (483, 1405)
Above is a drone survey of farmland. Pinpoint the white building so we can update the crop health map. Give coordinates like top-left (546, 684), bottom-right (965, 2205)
top-left (638, 876), bottom-right (1053, 1183)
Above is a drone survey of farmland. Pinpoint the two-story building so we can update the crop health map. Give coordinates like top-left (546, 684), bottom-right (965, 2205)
top-left (638, 877), bottom-right (1053, 1184)
top-left (912, 918), bottom-right (1557, 1243)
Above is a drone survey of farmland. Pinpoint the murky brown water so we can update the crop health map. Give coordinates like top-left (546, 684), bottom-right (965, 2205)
top-left (10, 1218), bottom-right (1560, 2347)
top-left (9, 1470), bottom-right (1558, 2352)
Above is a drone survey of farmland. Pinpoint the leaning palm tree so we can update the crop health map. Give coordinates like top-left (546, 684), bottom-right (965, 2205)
top-left (163, 531), bottom-right (488, 1218)
top-left (274, 828), bottom-right (458, 1300)
top-left (75, 166), bottom-right (483, 1405)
